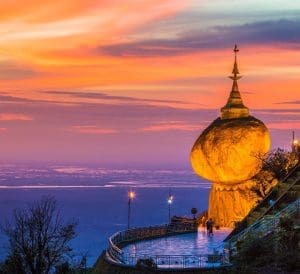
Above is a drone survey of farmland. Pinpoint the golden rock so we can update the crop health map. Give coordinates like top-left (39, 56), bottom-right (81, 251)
top-left (190, 116), bottom-right (271, 184)
top-left (208, 181), bottom-right (260, 227)
top-left (190, 45), bottom-right (271, 227)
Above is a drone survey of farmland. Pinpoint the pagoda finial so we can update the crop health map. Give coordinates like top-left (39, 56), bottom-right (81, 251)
top-left (229, 44), bottom-right (242, 92)
top-left (220, 45), bottom-right (249, 120)
top-left (230, 44), bottom-right (241, 81)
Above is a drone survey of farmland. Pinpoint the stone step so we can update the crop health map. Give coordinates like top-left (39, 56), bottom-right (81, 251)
top-left (290, 185), bottom-right (300, 191)
top-left (256, 207), bottom-right (268, 214)
top-left (289, 191), bottom-right (300, 198)
top-left (248, 212), bottom-right (261, 222)
top-left (246, 218), bottom-right (257, 226)
top-left (274, 203), bottom-right (289, 210)
top-left (278, 182), bottom-right (291, 189)
top-left (285, 179), bottom-right (295, 184)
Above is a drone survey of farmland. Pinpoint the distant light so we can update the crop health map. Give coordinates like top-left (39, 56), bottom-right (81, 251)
top-left (293, 139), bottom-right (299, 145)
top-left (167, 195), bottom-right (174, 204)
top-left (128, 191), bottom-right (135, 199)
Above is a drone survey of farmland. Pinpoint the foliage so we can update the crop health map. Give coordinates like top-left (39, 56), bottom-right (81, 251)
top-left (252, 170), bottom-right (277, 199)
top-left (55, 262), bottom-right (72, 274)
top-left (276, 216), bottom-right (300, 271)
top-left (191, 208), bottom-right (198, 215)
top-left (234, 215), bottom-right (300, 272)
top-left (191, 207), bottom-right (198, 219)
top-left (136, 258), bottom-right (157, 270)
top-left (1, 196), bottom-right (77, 274)
top-left (54, 255), bottom-right (89, 274)
top-left (279, 215), bottom-right (294, 231)
top-left (234, 233), bottom-right (274, 267)
top-left (251, 148), bottom-right (298, 200)
top-left (0, 252), bottom-right (26, 274)
top-left (260, 148), bottom-right (298, 180)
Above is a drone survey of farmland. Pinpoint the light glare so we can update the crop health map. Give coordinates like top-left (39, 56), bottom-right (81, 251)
top-left (129, 191), bottom-right (135, 199)
top-left (167, 195), bottom-right (174, 204)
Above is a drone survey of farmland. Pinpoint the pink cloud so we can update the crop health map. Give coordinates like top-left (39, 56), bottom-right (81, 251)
top-left (142, 121), bottom-right (203, 132)
top-left (70, 125), bottom-right (117, 135)
top-left (0, 113), bottom-right (33, 121)
top-left (0, 127), bottom-right (6, 132)
top-left (267, 121), bottom-right (300, 130)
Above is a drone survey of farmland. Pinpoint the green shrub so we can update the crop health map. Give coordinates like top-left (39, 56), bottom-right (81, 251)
top-left (234, 234), bottom-right (275, 267)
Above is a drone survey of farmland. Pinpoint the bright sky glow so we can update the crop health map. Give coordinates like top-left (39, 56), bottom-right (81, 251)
top-left (0, 0), bottom-right (299, 166)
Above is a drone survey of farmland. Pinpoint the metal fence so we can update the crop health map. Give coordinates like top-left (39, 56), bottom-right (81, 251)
top-left (225, 198), bottom-right (300, 250)
top-left (106, 223), bottom-right (230, 269)
top-left (123, 253), bottom-right (226, 269)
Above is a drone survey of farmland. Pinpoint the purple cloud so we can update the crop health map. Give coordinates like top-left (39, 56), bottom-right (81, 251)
top-left (99, 19), bottom-right (300, 57)
top-left (0, 92), bottom-right (298, 165)
top-left (43, 90), bottom-right (188, 105)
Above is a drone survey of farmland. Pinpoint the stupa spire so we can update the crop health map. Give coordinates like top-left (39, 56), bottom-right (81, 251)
top-left (232, 44), bottom-right (240, 76)
top-left (220, 45), bottom-right (249, 120)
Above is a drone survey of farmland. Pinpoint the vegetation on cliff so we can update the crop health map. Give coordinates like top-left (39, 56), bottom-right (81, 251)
top-left (233, 215), bottom-right (300, 273)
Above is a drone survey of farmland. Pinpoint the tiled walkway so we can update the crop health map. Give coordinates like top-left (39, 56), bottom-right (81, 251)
top-left (122, 228), bottom-right (231, 268)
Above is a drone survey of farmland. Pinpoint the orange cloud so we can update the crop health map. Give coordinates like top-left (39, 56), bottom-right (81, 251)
top-left (267, 121), bottom-right (300, 130)
top-left (0, 44), bottom-right (299, 113)
top-left (0, 1), bottom-right (299, 165)
top-left (142, 121), bottom-right (204, 132)
top-left (0, 113), bottom-right (33, 121)
top-left (0, 2), bottom-right (299, 114)
top-left (0, 0), bottom-right (193, 98)
top-left (0, 1), bottom-right (117, 22)
top-left (0, 0), bottom-right (191, 50)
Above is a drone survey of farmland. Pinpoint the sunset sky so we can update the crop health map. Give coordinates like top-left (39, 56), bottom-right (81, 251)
top-left (0, 0), bottom-right (299, 167)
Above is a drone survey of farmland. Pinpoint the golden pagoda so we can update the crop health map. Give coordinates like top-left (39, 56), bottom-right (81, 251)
top-left (221, 45), bottom-right (249, 120)
top-left (190, 45), bottom-right (271, 227)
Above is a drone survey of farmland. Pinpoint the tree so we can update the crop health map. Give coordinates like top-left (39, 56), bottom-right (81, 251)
top-left (233, 216), bottom-right (300, 272)
top-left (276, 216), bottom-right (299, 271)
top-left (257, 148), bottom-right (298, 180)
top-left (2, 196), bottom-right (77, 274)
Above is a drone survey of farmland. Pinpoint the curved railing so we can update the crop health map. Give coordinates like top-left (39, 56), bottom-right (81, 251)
top-left (122, 253), bottom-right (228, 269)
top-left (106, 223), bottom-right (231, 269)
top-left (107, 223), bottom-right (197, 263)
top-left (108, 231), bottom-right (124, 263)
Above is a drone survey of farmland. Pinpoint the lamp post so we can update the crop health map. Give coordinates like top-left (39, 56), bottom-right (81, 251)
top-left (292, 139), bottom-right (299, 152)
top-left (127, 190), bottom-right (135, 229)
top-left (292, 131), bottom-right (300, 158)
top-left (167, 189), bottom-right (174, 223)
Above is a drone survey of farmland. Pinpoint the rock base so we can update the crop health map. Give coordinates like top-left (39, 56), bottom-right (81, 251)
top-left (208, 181), bottom-right (260, 227)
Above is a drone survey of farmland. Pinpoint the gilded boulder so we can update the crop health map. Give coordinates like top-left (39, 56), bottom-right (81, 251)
top-left (190, 116), bottom-right (270, 184)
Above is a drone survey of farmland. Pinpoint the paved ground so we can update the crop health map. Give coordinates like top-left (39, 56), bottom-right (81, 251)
top-left (121, 227), bottom-right (231, 268)
top-left (122, 228), bottom-right (231, 256)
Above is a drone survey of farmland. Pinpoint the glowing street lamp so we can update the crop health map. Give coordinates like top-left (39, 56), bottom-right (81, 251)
top-left (127, 191), bottom-right (135, 229)
top-left (167, 189), bottom-right (174, 223)
top-left (129, 191), bottom-right (135, 200)
top-left (293, 139), bottom-right (300, 159)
